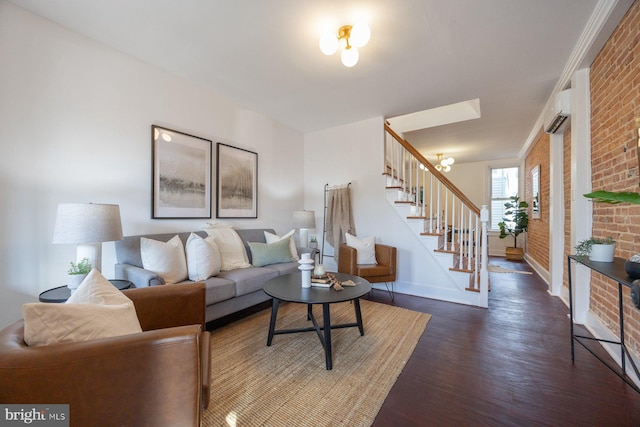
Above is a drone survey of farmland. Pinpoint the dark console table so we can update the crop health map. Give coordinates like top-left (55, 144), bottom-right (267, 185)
top-left (567, 255), bottom-right (640, 393)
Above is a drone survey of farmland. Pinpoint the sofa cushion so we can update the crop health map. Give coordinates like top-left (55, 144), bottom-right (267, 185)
top-left (217, 267), bottom-right (279, 297)
top-left (200, 276), bottom-right (236, 305)
top-left (346, 233), bottom-right (378, 265)
top-left (262, 261), bottom-right (300, 276)
top-left (140, 235), bottom-right (188, 284)
top-left (204, 228), bottom-right (251, 271)
top-left (264, 229), bottom-right (299, 260)
top-left (248, 238), bottom-right (296, 267)
top-left (186, 233), bottom-right (221, 281)
top-left (22, 269), bottom-right (142, 346)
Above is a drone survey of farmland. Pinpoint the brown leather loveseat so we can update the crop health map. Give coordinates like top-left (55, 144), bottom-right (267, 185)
top-left (0, 282), bottom-right (211, 427)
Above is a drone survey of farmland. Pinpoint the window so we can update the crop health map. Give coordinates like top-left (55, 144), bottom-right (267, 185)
top-left (490, 166), bottom-right (519, 230)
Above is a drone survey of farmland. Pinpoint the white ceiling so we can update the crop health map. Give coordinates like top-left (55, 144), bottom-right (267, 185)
top-left (9, 0), bottom-right (632, 164)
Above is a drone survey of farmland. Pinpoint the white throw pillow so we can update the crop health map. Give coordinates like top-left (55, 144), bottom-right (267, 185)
top-left (22, 269), bottom-right (142, 347)
top-left (204, 228), bottom-right (251, 271)
top-left (186, 233), bottom-right (221, 281)
top-left (264, 229), bottom-right (299, 260)
top-left (140, 235), bottom-right (188, 284)
top-left (346, 233), bottom-right (378, 265)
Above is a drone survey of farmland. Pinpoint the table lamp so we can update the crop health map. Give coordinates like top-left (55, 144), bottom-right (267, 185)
top-left (52, 203), bottom-right (124, 272)
top-left (293, 210), bottom-right (316, 247)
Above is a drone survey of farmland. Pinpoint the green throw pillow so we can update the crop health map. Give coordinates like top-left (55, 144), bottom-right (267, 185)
top-left (248, 238), bottom-right (296, 267)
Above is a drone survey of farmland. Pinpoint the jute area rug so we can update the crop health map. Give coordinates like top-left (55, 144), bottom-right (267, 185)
top-left (202, 299), bottom-right (430, 427)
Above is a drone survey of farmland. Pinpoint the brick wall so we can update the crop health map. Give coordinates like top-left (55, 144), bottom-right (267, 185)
top-left (525, 129), bottom-right (550, 270)
top-left (590, 0), bottom-right (640, 354)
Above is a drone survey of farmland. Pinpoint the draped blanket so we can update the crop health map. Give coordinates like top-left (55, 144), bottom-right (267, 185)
top-left (326, 186), bottom-right (355, 262)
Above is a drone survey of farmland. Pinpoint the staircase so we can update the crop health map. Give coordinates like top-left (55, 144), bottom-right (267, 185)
top-left (384, 123), bottom-right (489, 308)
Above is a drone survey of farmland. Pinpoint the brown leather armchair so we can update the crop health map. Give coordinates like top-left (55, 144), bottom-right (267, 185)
top-left (338, 243), bottom-right (397, 300)
top-left (0, 282), bottom-right (211, 427)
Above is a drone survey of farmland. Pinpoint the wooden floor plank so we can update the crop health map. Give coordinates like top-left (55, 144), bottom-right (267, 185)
top-left (370, 257), bottom-right (640, 426)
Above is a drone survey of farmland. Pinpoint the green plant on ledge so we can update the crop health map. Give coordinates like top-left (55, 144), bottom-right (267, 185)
top-left (583, 190), bottom-right (640, 204)
top-left (575, 236), bottom-right (615, 256)
top-left (68, 257), bottom-right (92, 275)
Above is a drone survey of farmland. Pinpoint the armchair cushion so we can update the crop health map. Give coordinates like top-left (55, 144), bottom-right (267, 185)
top-left (346, 233), bottom-right (377, 264)
top-left (22, 269), bottom-right (142, 347)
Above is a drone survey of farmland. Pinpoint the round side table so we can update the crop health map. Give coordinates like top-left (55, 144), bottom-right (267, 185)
top-left (38, 280), bottom-right (133, 303)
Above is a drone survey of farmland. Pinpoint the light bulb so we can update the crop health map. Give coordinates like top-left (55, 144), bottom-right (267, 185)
top-left (445, 157), bottom-right (454, 165)
top-left (443, 165), bottom-right (451, 172)
top-left (319, 32), bottom-right (338, 55)
top-left (436, 164), bottom-right (442, 171)
top-left (350, 22), bottom-right (370, 47)
top-left (341, 46), bottom-right (359, 67)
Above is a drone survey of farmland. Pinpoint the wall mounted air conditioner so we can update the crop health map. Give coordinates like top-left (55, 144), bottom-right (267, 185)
top-left (544, 89), bottom-right (571, 134)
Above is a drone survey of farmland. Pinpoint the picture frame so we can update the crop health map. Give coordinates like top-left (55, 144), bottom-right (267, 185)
top-left (216, 143), bottom-right (258, 218)
top-left (151, 125), bottom-right (212, 219)
top-left (531, 165), bottom-right (540, 219)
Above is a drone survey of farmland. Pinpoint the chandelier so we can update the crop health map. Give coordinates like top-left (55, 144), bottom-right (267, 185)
top-left (435, 153), bottom-right (455, 172)
top-left (319, 23), bottom-right (371, 67)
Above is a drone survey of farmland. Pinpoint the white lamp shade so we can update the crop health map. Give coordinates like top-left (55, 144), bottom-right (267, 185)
top-left (350, 22), bottom-right (370, 47)
top-left (319, 33), bottom-right (339, 55)
top-left (292, 210), bottom-right (316, 229)
top-left (53, 203), bottom-right (123, 244)
top-left (341, 47), bottom-right (359, 67)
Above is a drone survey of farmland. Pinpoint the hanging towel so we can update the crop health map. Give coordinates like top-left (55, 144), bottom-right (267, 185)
top-left (326, 186), bottom-right (355, 262)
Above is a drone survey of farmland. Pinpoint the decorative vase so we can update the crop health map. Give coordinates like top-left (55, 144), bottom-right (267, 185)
top-left (589, 244), bottom-right (615, 262)
top-left (298, 253), bottom-right (314, 288)
top-left (67, 273), bottom-right (88, 293)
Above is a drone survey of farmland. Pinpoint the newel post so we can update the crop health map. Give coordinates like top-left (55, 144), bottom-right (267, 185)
top-left (479, 205), bottom-right (489, 308)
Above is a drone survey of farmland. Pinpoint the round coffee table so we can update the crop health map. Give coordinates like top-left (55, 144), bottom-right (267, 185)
top-left (263, 271), bottom-right (371, 370)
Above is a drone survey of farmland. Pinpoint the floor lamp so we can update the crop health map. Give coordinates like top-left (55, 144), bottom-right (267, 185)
top-left (293, 210), bottom-right (316, 247)
top-left (52, 203), bottom-right (124, 273)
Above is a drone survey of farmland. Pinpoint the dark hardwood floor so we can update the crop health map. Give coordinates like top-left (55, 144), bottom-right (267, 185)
top-left (369, 257), bottom-right (640, 426)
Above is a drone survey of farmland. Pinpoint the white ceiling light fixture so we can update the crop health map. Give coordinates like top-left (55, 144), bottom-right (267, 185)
top-left (435, 153), bottom-right (455, 172)
top-left (319, 22), bottom-right (370, 67)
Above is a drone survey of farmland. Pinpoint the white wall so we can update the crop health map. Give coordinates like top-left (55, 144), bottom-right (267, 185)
top-left (446, 157), bottom-right (522, 256)
top-left (304, 118), bottom-right (445, 294)
top-left (0, 2), bottom-right (304, 328)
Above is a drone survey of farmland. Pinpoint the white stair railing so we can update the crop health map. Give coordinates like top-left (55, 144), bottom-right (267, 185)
top-left (384, 123), bottom-right (489, 305)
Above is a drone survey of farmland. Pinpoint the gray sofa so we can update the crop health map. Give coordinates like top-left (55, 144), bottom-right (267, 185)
top-left (114, 229), bottom-right (310, 323)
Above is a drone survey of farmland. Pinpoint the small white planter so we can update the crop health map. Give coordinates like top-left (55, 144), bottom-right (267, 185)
top-left (589, 244), bottom-right (615, 262)
top-left (67, 273), bottom-right (88, 293)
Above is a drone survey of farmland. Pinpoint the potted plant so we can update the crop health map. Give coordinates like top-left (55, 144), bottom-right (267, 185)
top-left (575, 236), bottom-right (615, 262)
top-left (309, 235), bottom-right (318, 249)
top-left (67, 257), bottom-right (92, 292)
top-left (498, 195), bottom-right (529, 260)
